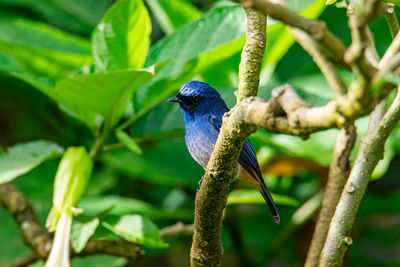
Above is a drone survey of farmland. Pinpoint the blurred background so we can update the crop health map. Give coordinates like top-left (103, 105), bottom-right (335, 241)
top-left (1, 0), bottom-right (400, 266)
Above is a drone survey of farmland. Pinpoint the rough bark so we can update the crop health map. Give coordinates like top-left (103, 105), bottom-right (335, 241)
top-left (190, 8), bottom-right (266, 267)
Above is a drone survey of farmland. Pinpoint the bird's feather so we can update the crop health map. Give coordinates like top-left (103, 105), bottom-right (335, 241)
top-left (239, 141), bottom-right (280, 224)
top-left (208, 113), bottom-right (280, 224)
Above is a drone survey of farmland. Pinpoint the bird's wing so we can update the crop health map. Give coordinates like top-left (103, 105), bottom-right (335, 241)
top-left (208, 114), bottom-right (280, 224)
top-left (239, 140), bottom-right (280, 224)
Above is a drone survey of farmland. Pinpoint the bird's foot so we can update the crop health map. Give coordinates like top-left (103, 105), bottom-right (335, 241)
top-left (196, 175), bottom-right (204, 192)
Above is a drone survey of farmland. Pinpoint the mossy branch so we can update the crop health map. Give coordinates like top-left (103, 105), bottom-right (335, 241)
top-left (190, 8), bottom-right (266, 267)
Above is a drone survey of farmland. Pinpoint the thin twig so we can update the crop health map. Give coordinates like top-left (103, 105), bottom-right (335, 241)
top-left (74, 239), bottom-right (143, 260)
top-left (159, 222), bottom-right (194, 240)
top-left (291, 29), bottom-right (347, 96)
top-left (380, 33), bottom-right (400, 69)
top-left (383, 2), bottom-right (399, 39)
top-left (238, 0), bottom-right (349, 69)
top-left (304, 126), bottom-right (356, 267)
top-left (10, 251), bottom-right (39, 267)
top-left (320, 88), bottom-right (400, 266)
top-left (89, 136), bottom-right (105, 160)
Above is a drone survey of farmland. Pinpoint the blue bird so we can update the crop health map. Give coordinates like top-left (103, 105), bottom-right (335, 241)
top-left (168, 81), bottom-right (280, 224)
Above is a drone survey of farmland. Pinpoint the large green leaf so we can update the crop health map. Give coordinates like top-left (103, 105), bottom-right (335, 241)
top-left (92, 0), bottom-right (151, 72)
top-left (79, 195), bottom-right (193, 220)
top-left (0, 9), bottom-right (91, 77)
top-left (103, 215), bottom-right (168, 248)
top-left (55, 68), bottom-right (155, 130)
top-left (132, 4), bottom-right (247, 119)
top-left (16, 68), bottom-right (156, 131)
top-left (0, 0), bottom-right (111, 34)
top-left (145, 0), bottom-right (202, 35)
top-left (0, 140), bottom-right (64, 184)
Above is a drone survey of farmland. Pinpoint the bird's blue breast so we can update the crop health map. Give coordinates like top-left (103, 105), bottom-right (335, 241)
top-left (184, 114), bottom-right (219, 169)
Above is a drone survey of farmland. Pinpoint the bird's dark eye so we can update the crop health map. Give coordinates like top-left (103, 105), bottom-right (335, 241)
top-left (192, 95), bottom-right (202, 104)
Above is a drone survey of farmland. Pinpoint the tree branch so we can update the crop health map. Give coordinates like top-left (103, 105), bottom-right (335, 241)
top-left (0, 182), bottom-right (144, 265)
top-left (236, 84), bottom-right (359, 136)
top-left (0, 182), bottom-right (52, 258)
top-left (304, 125), bottom-right (356, 267)
top-left (74, 240), bottom-right (143, 260)
top-left (238, 0), bottom-right (349, 69)
top-left (10, 251), bottom-right (39, 267)
top-left (190, 8), bottom-right (266, 267)
top-left (290, 28), bottom-right (347, 96)
top-left (320, 87), bottom-right (400, 266)
top-left (236, 8), bottom-right (266, 102)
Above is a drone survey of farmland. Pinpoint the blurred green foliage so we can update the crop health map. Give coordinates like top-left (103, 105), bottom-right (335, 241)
top-left (0, 0), bottom-right (400, 266)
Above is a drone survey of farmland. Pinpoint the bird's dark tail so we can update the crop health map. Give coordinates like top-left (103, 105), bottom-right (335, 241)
top-left (258, 178), bottom-right (280, 224)
top-left (238, 152), bottom-right (280, 224)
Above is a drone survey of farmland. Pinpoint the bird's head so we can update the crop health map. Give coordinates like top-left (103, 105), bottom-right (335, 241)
top-left (168, 81), bottom-right (226, 116)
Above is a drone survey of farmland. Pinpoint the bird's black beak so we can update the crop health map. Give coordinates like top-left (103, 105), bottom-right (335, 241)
top-left (168, 96), bottom-right (180, 103)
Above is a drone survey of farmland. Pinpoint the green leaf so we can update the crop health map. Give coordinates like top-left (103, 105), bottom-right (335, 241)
top-left (55, 68), bottom-right (155, 130)
top-left (47, 146), bottom-right (93, 232)
top-left (0, 49), bottom-right (23, 73)
top-left (12, 67), bottom-right (157, 132)
top-left (132, 4), bottom-right (247, 119)
top-left (115, 129), bottom-right (143, 155)
top-left (0, 9), bottom-right (92, 77)
top-left (79, 195), bottom-right (193, 220)
top-left (0, 0), bottom-right (112, 34)
top-left (11, 72), bottom-right (57, 99)
top-left (227, 189), bottom-right (299, 206)
top-left (101, 141), bottom-right (200, 189)
top-left (0, 140), bottom-right (64, 184)
top-left (145, 0), bottom-right (202, 35)
top-left (71, 218), bottom-right (100, 253)
top-left (92, 0), bottom-right (151, 71)
top-left (102, 215), bottom-right (168, 248)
